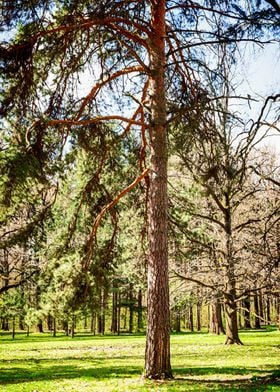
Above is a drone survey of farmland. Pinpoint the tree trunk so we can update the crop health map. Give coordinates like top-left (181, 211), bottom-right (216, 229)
top-left (189, 306), bottom-right (194, 332)
top-left (277, 296), bottom-right (280, 331)
top-left (259, 291), bottom-right (264, 321)
top-left (111, 289), bottom-right (118, 333)
top-left (19, 288), bottom-right (25, 330)
top-left (37, 320), bottom-right (43, 333)
top-left (91, 311), bottom-right (96, 335)
top-left (276, 296), bottom-right (280, 330)
top-left (174, 309), bottom-right (181, 333)
top-left (196, 301), bottom-right (201, 332)
top-left (19, 315), bottom-right (25, 331)
top-left (84, 315), bottom-right (87, 330)
top-left (123, 306), bottom-right (127, 330)
top-left (224, 295), bottom-right (243, 344)
top-left (47, 315), bottom-right (52, 331)
top-left (12, 316), bottom-right (15, 339)
top-left (2, 317), bottom-right (9, 331)
top-left (253, 293), bottom-right (261, 329)
top-left (71, 314), bottom-right (75, 338)
top-left (243, 296), bottom-right (251, 329)
top-left (97, 289), bottom-right (106, 335)
top-left (53, 317), bottom-right (56, 337)
top-left (266, 296), bottom-right (271, 325)
top-left (210, 300), bottom-right (225, 335)
top-left (144, 0), bottom-right (172, 379)
top-left (224, 194), bottom-right (242, 345)
top-left (117, 292), bottom-right (121, 335)
top-left (137, 289), bottom-right (143, 332)
top-left (63, 320), bottom-right (69, 336)
top-left (129, 283), bottom-right (134, 334)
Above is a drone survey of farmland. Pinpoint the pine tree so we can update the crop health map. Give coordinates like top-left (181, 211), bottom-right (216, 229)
top-left (1, 0), bottom-right (279, 378)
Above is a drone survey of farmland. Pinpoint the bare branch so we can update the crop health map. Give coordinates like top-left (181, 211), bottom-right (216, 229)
top-left (171, 270), bottom-right (223, 291)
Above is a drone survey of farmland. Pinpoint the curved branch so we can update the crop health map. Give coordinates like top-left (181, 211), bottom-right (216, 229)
top-left (76, 65), bottom-right (146, 120)
top-left (172, 270), bottom-right (223, 291)
top-left (82, 168), bottom-right (149, 270)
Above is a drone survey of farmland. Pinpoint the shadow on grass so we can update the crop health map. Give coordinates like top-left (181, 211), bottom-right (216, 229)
top-left (0, 354), bottom-right (143, 364)
top-left (0, 365), bottom-right (142, 386)
top-left (0, 332), bottom-right (146, 344)
top-left (238, 326), bottom-right (277, 334)
top-left (1, 358), bottom-right (279, 390)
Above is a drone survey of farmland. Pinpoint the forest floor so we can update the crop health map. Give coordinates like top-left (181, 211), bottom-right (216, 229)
top-left (0, 327), bottom-right (279, 391)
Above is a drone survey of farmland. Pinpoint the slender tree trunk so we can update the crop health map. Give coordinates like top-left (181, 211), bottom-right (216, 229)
top-left (259, 291), bottom-right (264, 322)
top-left (71, 314), bottom-right (75, 338)
top-left (174, 309), bottom-right (181, 333)
top-left (91, 311), bottom-right (96, 335)
top-left (111, 289), bottom-right (118, 333)
top-left (47, 315), bottom-right (52, 331)
top-left (53, 317), bottom-right (56, 337)
top-left (254, 293), bottom-right (261, 329)
top-left (189, 306), bottom-right (194, 332)
top-left (84, 315), bottom-right (87, 330)
top-left (123, 307), bottom-right (127, 330)
top-left (276, 296), bottom-right (280, 330)
top-left (266, 296), bottom-right (271, 325)
top-left (129, 283), bottom-right (134, 334)
top-left (98, 289), bottom-right (106, 335)
top-left (277, 297), bottom-right (280, 331)
top-left (63, 320), bottom-right (69, 336)
top-left (12, 316), bottom-right (15, 339)
top-left (98, 315), bottom-right (103, 334)
top-left (224, 196), bottom-right (242, 345)
top-left (238, 305), bottom-right (242, 329)
top-left (196, 301), bottom-right (201, 332)
top-left (2, 317), bottom-right (9, 331)
top-left (117, 292), bottom-right (121, 335)
top-left (137, 289), bottom-right (143, 332)
top-left (243, 296), bottom-right (251, 329)
top-left (145, 0), bottom-right (172, 379)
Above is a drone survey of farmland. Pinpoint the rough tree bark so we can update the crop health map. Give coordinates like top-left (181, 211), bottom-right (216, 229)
top-left (144, 0), bottom-right (172, 379)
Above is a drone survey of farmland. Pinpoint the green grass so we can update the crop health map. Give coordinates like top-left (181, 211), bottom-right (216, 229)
top-left (0, 328), bottom-right (279, 391)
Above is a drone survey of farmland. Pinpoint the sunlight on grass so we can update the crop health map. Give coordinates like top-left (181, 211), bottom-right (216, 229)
top-left (0, 328), bottom-right (279, 391)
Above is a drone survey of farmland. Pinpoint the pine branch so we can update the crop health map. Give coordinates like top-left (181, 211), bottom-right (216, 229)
top-left (82, 168), bottom-right (149, 270)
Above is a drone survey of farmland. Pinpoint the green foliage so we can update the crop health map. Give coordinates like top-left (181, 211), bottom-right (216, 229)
top-left (0, 289), bottom-right (25, 318)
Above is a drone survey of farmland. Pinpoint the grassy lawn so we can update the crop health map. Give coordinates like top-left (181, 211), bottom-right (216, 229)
top-left (0, 328), bottom-right (279, 391)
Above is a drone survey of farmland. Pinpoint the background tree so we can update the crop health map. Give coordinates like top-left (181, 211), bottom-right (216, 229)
top-left (169, 60), bottom-right (279, 343)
